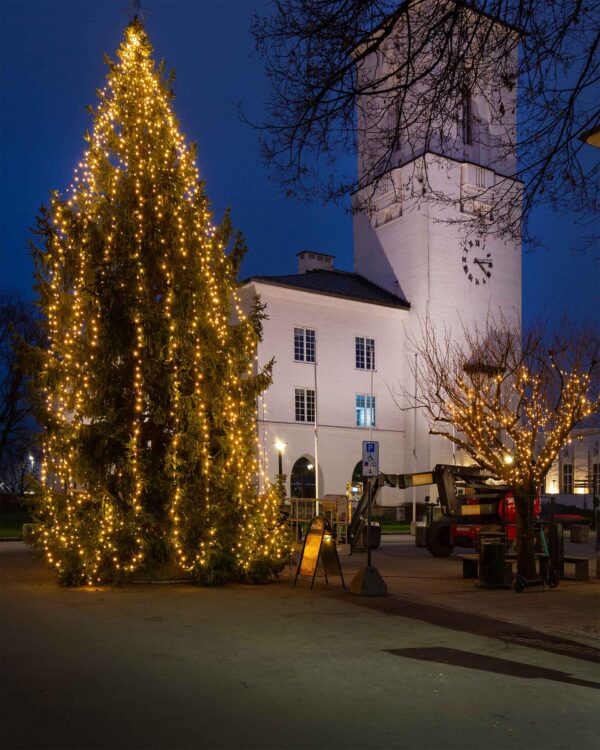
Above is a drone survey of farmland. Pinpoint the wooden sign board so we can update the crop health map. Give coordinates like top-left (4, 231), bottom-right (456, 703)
top-left (294, 516), bottom-right (345, 589)
top-left (298, 517), bottom-right (323, 578)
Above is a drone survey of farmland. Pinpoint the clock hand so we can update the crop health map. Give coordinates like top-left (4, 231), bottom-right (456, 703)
top-left (473, 259), bottom-right (492, 279)
top-left (474, 258), bottom-right (492, 266)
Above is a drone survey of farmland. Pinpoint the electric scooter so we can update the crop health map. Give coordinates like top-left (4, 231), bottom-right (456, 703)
top-left (513, 523), bottom-right (559, 592)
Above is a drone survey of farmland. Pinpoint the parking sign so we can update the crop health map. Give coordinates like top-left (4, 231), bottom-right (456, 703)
top-left (362, 441), bottom-right (379, 477)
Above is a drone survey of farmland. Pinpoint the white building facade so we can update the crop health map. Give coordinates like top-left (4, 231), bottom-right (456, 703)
top-left (544, 429), bottom-right (600, 509)
top-left (240, 5), bottom-right (524, 505)
top-left (241, 256), bottom-right (410, 505)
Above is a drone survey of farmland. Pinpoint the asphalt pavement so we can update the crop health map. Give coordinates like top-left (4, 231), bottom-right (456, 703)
top-left (1, 540), bottom-right (599, 750)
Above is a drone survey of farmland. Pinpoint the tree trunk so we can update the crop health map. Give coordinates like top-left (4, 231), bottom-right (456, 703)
top-left (514, 483), bottom-right (537, 579)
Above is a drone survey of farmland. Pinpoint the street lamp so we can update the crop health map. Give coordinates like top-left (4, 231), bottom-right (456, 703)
top-left (274, 439), bottom-right (286, 476)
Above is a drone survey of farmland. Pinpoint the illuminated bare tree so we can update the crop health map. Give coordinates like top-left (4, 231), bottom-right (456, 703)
top-left (0, 292), bottom-right (43, 493)
top-left (405, 317), bottom-right (599, 577)
top-left (251, 0), bottom-right (599, 247)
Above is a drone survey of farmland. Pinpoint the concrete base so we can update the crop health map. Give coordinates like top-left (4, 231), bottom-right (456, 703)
top-left (570, 524), bottom-right (589, 543)
top-left (350, 565), bottom-right (388, 597)
top-left (21, 524), bottom-right (39, 547)
top-left (415, 525), bottom-right (427, 548)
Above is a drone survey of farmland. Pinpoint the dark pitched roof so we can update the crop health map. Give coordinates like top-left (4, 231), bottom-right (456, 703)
top-left (243, 269), bottom-right (410, 310)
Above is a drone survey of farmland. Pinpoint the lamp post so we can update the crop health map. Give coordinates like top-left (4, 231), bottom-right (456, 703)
top-left (274, 439), bottom-right (286, 477)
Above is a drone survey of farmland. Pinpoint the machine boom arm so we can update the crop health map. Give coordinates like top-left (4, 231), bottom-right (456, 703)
top-left (348, 464), bottom-right (502, 550)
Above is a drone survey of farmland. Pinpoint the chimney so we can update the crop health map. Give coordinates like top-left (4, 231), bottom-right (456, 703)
top-left (297, 251), bottom-right (335, 274)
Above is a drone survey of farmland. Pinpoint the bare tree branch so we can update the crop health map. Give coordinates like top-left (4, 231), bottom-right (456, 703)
top-left (0, 291), bottom-right (44, 492)
top-left (250, 0), bottom-right (600, 248)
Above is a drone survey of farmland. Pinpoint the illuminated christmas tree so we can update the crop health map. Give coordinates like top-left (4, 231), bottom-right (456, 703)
top-left (32, 20), bottom-right (290, 585)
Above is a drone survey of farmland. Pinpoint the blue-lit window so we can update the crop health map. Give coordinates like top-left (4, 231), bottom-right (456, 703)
top-left (356, 395), bottom-right (375, 428)
top-left (355, 337), bottom-right (375, 370)
top-left (294, 328), bottom-right (315, 362)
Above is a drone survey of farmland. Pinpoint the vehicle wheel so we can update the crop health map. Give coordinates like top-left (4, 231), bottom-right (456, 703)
top-left (514, 574), bottom-right (526, 593)
top-left (426, 520), bottom-right (454, 557)
top-left (548, 568), bottom-right (559, 588)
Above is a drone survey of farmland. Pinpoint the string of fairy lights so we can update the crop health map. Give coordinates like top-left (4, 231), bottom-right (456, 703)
top-left (37, 20), bottom-right (290, 585)
top-left (442, 361), bottom-right (597, 494)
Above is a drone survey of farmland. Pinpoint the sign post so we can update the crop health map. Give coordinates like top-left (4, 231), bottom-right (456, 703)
top-left (350, 441), bottom-right (388, 597)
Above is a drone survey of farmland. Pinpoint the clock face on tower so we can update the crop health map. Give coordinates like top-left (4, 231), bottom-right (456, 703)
top-left (461, 237), bottom-right (493, 285)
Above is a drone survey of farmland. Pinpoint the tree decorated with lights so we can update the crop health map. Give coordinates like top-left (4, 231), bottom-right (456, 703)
top-left (32, 19), bottom-right (290, 586)
top-left (407, 318), bottom-right (599, 578)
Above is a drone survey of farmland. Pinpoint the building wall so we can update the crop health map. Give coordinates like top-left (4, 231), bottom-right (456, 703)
top-left (354, 2), bottom-right (518, 184)
top-left (354, 155), bottom-right (521, 334)
top-left (240, 282), bottom-right (410, 505)
top-left (353, 4), bottom-right (522, 500)
top-left (353, 152), bottom-right (522, 494)
top-left (544, 429), bottom-right (600, 508)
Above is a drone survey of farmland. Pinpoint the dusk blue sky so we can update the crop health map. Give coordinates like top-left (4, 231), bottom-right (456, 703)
top-left (1, 0), bottom-right (598, 327)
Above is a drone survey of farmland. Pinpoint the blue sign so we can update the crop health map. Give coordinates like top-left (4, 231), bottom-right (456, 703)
top-left (362, 441), bottom-right (379, 477)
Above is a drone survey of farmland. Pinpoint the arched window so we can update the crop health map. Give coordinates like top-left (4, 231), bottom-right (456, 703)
top-left (290, 457), bottom-right (316, 498)
top-left (350, 460), bottom-right (363, 498)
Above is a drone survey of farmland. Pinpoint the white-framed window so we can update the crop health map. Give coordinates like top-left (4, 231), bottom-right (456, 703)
top-left (562, 463), bottom-right (573, 494)
top-left (355, 337), bottom-right (375, 370)
top-left (295, 388), bottom-right (315, 422)
top-left (294, 327), bottom-right (315, 363)
top-left (356, 394), bottom-right (376, 428)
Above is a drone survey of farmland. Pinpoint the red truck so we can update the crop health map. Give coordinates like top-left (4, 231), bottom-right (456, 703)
top-left (349, 464), bottom-right (546, 556)
top-left (349, 464), bottom-right (589, 557)
top-left (435, 490), bottom-right (541, 556)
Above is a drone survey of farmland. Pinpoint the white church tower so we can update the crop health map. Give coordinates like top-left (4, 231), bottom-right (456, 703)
top-left (352, 2), bottom-right (522, 480)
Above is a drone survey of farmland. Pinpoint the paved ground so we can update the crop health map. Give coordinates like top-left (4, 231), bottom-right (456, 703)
top-left (335, 534), bottom-right (600, 642)
top-left (1, 539), bottom-right (599, 750)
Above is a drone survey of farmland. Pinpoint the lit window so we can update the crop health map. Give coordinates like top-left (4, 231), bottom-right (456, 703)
top-left (355, 337), bottom-right (375, 370)
top-left (562, 464), bottom-right (573, 494)
top-left (356, 394), bottom-right (376, 428)
top-left (295, 388), bottom-right (315, 422)
top-left (294, 328), bottom-right (315, 363)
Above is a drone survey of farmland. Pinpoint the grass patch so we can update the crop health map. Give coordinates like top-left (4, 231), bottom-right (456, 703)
top-left (380, 523), bottom-right (411, 534)
top-left (0, 509), bottom-right (32, 539)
